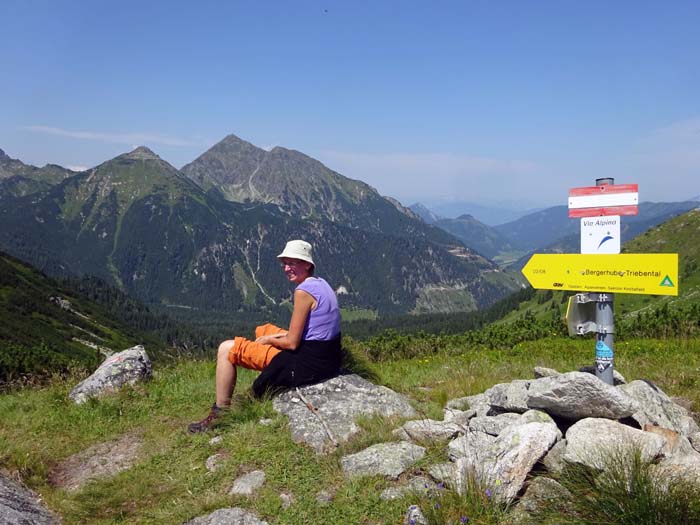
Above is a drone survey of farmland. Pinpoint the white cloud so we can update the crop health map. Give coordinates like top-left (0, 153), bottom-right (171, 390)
top-left (66, 165), bottom-right (89, 172)
top-left (24, 125), bottom-right (197, 147)
top-left (316, 149), bottom-right (540, 204)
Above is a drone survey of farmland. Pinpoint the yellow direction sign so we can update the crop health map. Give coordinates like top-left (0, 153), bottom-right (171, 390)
top-left (521, 253), bottom-right (678, 296)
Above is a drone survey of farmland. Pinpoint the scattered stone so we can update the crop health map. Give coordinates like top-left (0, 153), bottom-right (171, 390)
top-left (229, 471), bottom-right (266, 497)
top-left (526, 372), bottom-right (639, 421)
top-left (445, 396), bottom-right (471, 410)
top-left (458, 422), bottom-right (560, 503)
top-left (651, 454), bottom-right (700, 489)
top-left (578, 365), bottom-right (627, 385)
top-left (542, 440), bottom-right (568, 475)
top-left (469, 413), bottom-right (521, 436)
top-left (427, 463), bottom-right (456, 486)
top-left (258, 418), bottom-right (274, 426)
top-left (273, 374), bottom-right (417, 454)
top-left (510, 477), bottom-right (571, 523)
top-left (206, 454), bottom-right (225, 473)
top-left (689, 431), bottom-right (700, 453)
top-left (184, 507), bottom-right (268, 525)
top-left (49, 432), bottom-right (143, 492)
top-left (644, 424), bottom-right (697, 457)
top-left (0, 473), bottom-right (59, 525)
top-left (403, 504), bottom-right (427, 525)
top-left (315, 489), bottom-right (334, 505)
top-left (69, 345), bottom-right (152, 404)
top-left (209, 436), bottom-right (223, 446)
top-left (394, 419), bottom-right (463, 442)
top-left (341, 442), bottom-right (426, 479)
top-left (443, 407), bottom-right (475, 424)
top-left (447, 430), bottom-right (496, 462)
top-left (533, 366), bottom-right (560, 379)
top-left (620, 380), bottom-right (700, 436)
top-left (564, 418), bottom-right (667, 470)
top-left (380, 476), bottom-right (436, 501)
top-left (484, 380), bottom-right (531, 413)
top-left (279, 491), bottom-right (295, 509)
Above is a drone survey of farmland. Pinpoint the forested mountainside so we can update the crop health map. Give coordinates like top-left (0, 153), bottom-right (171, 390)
top-left (0, 252), bottom-right (161, 382)
top-left (0, 144), bottom-right (522, 318)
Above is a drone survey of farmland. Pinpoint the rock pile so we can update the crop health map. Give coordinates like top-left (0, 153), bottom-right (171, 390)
top-left (381, 367), bottom-right (700, 521)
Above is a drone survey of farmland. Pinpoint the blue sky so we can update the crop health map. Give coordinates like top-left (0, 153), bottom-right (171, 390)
top-left (2, 0), bottom-right (699, 210)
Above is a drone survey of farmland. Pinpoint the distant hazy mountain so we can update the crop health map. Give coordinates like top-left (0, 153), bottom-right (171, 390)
top-left (0, 144), bottom-right (522, 316)
top-left (501, 201), bottom-right (700, 270)
top-left (421, 199), bottom-right (538, 226)
top-left (409, 202), bottom-right (441, 224)
top-left (432, 214), bottom-right (514, 259)
top-left (495, 201), bottom-right (700, 255)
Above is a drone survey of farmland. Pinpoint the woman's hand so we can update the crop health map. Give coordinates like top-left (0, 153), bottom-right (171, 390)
top-left (255, 332), bottom-right (287, 346)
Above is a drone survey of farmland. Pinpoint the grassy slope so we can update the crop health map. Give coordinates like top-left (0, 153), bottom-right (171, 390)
top-left (0, 252), bottom-right (161, 381)
top-left (1, 336), bottom-right (699, 524)
top-left (502, 208), bottom-right (700, 324)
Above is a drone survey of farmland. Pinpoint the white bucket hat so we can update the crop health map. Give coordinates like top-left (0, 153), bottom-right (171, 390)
top-left (277, 239), bottom-right (315, 267)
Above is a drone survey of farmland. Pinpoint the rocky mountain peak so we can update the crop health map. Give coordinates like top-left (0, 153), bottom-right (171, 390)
top-left (124, 146), bottom-right (160, 161)
top-left (0, 148), bottom-right (9, 161)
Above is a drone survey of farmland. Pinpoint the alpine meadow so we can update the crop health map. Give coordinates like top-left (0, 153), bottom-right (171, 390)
top-left (2, 135), bottom-right (700, 524)
top-left (3, 3), bottom-right (700, 523)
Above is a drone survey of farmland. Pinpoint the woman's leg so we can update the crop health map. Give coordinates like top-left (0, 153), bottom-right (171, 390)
top-left (215, 340), bottom-right (237, 407)
top-left (189, 325), bottom-right (285, 433)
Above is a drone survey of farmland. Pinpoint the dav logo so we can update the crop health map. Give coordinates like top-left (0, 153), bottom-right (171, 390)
top-left (552, 282), bottom-right (564, 288)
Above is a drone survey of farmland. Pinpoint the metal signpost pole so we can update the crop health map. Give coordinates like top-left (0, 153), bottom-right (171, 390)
top-left (593, 178), bottom-right (615, 385)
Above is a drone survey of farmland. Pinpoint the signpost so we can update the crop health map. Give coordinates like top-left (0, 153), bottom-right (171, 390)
top-left (521, 253), bottom-right (679, 295)
top-left (521, 178), bottom-right (679, 385)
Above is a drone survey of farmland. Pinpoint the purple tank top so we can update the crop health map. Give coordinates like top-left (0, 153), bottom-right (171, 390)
top-left (297, 277), bottom-right (341, 341)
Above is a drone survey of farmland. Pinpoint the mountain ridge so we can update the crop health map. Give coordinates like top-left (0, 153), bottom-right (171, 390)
top-left (0, 144), bottom-right (522, 316)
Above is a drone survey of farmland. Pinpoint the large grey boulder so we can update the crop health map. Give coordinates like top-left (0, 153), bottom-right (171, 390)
top-left (340, 442), bottom-right (425, 479)
top-left (455, 422), bottom-right (559, 503)
top-left (69, 345), bottom-right (152, 404)
top-left (184, 508), bottom-right (268, 525)
top-left (563, 418), bottom-right (667, 470)
top-left (619, 380), bottom-right (700, 436)
top-left (526, 372), bottom-right (639, 421)
top-left (0, 473), bottom-right (59, 525)
top-left (273, 374), bottom-right (418, 454)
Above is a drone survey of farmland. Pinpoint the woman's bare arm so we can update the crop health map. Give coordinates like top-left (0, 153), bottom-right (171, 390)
top-left (255, 289), bottom-right (315, 350)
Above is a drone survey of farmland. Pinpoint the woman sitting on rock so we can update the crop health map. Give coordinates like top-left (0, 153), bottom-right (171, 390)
top-left (188, 239), bottom-right (342, 433)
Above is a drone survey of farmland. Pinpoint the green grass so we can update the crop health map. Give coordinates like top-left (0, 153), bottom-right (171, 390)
top-left (340, 308), bottom-right (378, 322)
top-left (1, 336), bottom-right (699, 524)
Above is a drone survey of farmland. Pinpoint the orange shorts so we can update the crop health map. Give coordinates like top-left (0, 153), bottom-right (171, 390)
top-left (228, 323), bottom-right (284, 371)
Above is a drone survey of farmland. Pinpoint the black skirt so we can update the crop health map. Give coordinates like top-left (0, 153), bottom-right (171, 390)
top-left (251, 335), bottom-right (342, 398)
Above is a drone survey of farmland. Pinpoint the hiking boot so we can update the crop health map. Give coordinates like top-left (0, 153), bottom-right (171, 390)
top-left (188, 403), bottom-right (224, 434)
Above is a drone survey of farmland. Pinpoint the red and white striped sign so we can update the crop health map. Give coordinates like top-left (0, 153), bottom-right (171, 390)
top-left (568, 184), bottom-right (638, 218)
